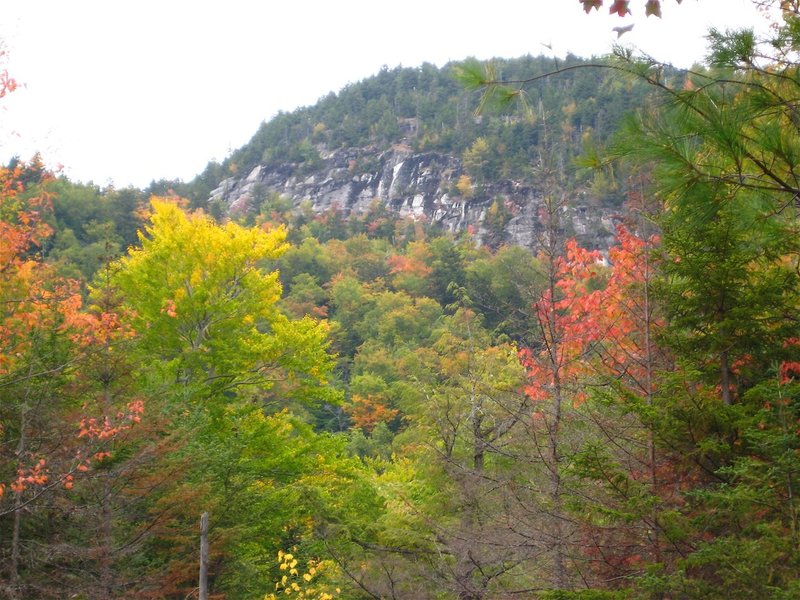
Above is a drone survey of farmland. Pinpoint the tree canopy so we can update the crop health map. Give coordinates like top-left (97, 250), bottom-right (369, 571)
top-left (3, 4), bottom-right (800, 597)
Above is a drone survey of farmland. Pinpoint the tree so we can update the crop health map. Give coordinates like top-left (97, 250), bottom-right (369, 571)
top-left (589, 8), bottom-right (800, 597)
top-left (462, 137), bottom-right (499, 185)
top-left (512, 144), bottom-right (586, 591)
top-left (37, 278), bottom-right (151, 599)
top-left (408, 310), bottom-right (532, 599)
top-left (0, 161), bottom-right (146, 598)
top-left (463, 244), bottom-right (544, 343)
top-left (387, 240), bottom-right (433, 297)
top-left (0, 167), bottom-right (78, 595)
top-left (540, 221), bottom-right (689, 585)
top-left (106, 199), bottom-right (345, 597)
top-left (112, 199), bottom-right (335, 402)
top-left (332, 309), bottom-right (535, 600)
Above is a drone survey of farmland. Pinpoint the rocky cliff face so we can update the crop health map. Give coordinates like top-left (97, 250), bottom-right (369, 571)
top-left (209, 145), bottom-right (620, 252)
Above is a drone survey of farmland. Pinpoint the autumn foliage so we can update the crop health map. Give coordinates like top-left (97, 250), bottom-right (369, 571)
top-left (520, 226), bottom-right (661, 405)
top-left (3, 6), bottom-right (800, 597)
top-left (580, 0), bottom-right (673, 17)
top-left (0, 161), bottom-right (146, 504)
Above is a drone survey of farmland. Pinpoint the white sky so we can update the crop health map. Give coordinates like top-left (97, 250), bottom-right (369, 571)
top-left (0, 0), bottom-right (770, 188)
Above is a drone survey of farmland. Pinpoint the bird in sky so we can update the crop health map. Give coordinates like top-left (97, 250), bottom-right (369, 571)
top-left (612, 23), bottom-right (635, 37)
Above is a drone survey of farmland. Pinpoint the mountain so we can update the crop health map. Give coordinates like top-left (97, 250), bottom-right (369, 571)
top-left (191, 55), bottom-right (676, 250)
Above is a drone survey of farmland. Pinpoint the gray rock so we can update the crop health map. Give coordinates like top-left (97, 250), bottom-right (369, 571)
top-left (209, 145), bottom-right (619, 251)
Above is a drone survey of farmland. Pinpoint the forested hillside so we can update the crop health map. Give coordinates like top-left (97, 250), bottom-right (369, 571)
top-left (212, 54), bottom-right (649, 182)
top-left (190, 55), bottom-right (666, 251)
top-left (1, 2), bottom-right (800, 599)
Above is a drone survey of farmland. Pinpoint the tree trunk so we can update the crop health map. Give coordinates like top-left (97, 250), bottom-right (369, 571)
top-left (543, 189), bottom-right (568, 591)
top-left (10, 403), bottom-right (27, 600)
top-left (720, 350), bottom-right (733, 405)
top-left (471, 382), bottom-right (485, 473)
top-left (199, 512), bottom-right (209, 600)
top-left (547, 330), bottom-right (567, 591)
top-left (642, 244), bottom-right (662, 564)
top-left (99, 386), bottom-right (114, 597)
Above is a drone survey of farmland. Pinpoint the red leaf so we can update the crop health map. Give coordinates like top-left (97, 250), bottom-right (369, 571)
top-left (609, 0), bottom-right (631, 16)
top-left (580, 0), bottom-right (603, 13)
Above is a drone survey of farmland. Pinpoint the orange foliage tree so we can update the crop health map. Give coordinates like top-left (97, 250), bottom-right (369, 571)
top-left (0, 160), bottom-right (145, 596)
top-left (518, 222), bottom-right (679, 585)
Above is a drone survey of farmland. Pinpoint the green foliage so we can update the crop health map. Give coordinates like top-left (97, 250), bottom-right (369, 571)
top-left (463, 244), bottom-right (543, 341)
top-left (426, 236), bottom-right (467, 308)
top-left (599, 14), bottom-right (800, 599)
top-left (347, 422), bottom-right (393, 460)
top-left (36, 179), bottom-right (147, 280)
top-left (193, 55), bottom-right (659, 199)
top-left (10, 11), bottom-right (800, 598)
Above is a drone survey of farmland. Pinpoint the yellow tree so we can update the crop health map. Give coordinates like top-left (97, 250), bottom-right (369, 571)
top-left (110, 199), bottom-right (341, 596)
top-left (112, 199), bottom-right (335, 400)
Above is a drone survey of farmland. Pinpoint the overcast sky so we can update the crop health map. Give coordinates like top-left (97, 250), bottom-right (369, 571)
top-left (0, 0), bottom-right (770, 188)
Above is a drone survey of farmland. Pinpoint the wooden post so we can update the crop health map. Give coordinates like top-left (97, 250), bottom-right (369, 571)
top-left (199, 512), bottom-right (209, 600)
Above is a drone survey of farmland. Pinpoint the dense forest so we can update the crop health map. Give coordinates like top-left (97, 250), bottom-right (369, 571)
top-left (2, 2), bottom-right (800, 599)
top-left (187, 53), bottom-right (664, 218)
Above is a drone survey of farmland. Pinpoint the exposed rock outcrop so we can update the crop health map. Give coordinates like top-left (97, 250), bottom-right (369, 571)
top-left (209, 145), bottom-right (619, 251)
